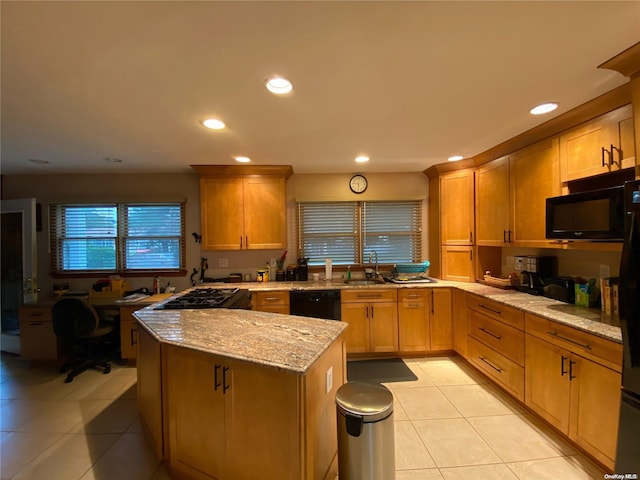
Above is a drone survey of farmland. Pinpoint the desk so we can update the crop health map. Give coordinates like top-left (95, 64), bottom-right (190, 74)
top-left (18, 294), bottom-right (171, 362)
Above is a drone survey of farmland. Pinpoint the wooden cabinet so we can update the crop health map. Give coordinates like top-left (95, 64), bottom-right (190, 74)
top-left (253, 290), bottom-right (289, 314)
top-left (524, 313), bottom-right (622, 468)
top-left (466, 294), bottom-right (525, 400)
top-left (429, 288), bottom-right (452, 350)
top-left (397, 288), bottom-right (452, 353)
top-left (560, 104), bottom-right (635, 182)
top-left (119, 306), bottom-right (139, 360)
top-left (398, 289), bottom-right (429, 352)
top-left (509, 138), bottom-right (561, 245)
top-left (440, 170), bottom-right (475, 245)
top-left (451, 289), bottom-right (468, 358)
top-left (156, 336), bottom-right (345, 480)
top-left (475, 156), bottom-right (510, 246)
top-left (341, 289), bottom-right (398, 353)
top-left (475, 139), bottom-right (560, 247)
top-left (435, 169), bottom-right (475, 281)
top-left (193, 165), bottom-right (292, 251)
top-left (19, 307), bottom-right (58, 360)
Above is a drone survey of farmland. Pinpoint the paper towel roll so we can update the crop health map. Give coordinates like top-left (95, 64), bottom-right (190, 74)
top-left (325, 258), bottom-right (332, 281)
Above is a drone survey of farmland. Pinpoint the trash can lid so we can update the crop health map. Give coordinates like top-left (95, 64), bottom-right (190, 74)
top-left (336, 382), bottom-right (394, 421)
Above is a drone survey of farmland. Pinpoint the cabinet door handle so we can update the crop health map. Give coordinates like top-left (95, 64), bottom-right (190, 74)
top-left (370, 305), bottom-right (374, 319)
top-left (478, 303), bottom-right (502, 315)
top-left (245, 236), bottom-right (248, 249)
top-left (611, 144), bottom-right (622, 166)
top-left (478, 327), bottom-right (501, 340)
top-left (569, 360), bottom-right (576, 381)
top-left (28, 321), bottom-right (44, 326)
top-left (561, 355), bottom-right (568, 376)
top-left (479, 356), bottom-right (503, 373)
top-left (508, 230), bottom-right (512, 243)
top-left (239, 236), bottom-right (243, 249)
top-left (431, 290), bottom-right (434, 315)
top-left (130, 327), bottom-right (138, 346)
top-left (214, 364), bottom-right (222, 391)
top-left (601, 146), bottom-right (611, 167)
top-left (223, 366), bottom-right (231, 393)
top-left (470, 249), bottom-right (473, 261)
top-left (546, 330), bottom-right (592, 350)
top-left (503, 230), bottom-right (507, 243)
top-left (470, 231), bottom-right (473, 243)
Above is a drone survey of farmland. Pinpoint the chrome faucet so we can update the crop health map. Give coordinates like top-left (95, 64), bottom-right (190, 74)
top-left (368, 251), bottom-right (379, 277)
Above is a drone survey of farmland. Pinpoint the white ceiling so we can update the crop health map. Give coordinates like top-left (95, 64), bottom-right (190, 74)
top-left (1, 1), bottom-right (639, 176)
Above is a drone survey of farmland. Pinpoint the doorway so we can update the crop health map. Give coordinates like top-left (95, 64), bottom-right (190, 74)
top-left (1, 198), bottom-right (37, 354)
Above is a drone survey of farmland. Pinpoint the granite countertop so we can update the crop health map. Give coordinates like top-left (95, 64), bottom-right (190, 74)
top-left (134, 305), bottom-right (347, 374)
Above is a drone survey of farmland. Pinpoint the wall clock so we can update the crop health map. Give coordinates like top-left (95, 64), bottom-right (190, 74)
top-left (349, 174), bottom-right (368, 194)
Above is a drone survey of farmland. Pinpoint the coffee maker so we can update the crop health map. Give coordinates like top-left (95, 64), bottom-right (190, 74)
top-left (515, 256), bottom-right (555, 295)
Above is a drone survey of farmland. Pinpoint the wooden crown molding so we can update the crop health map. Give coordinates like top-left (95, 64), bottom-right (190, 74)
top-left (599, 41), bottom-right (640, 78)
top-left (191, 164), bottom-right (294, 178)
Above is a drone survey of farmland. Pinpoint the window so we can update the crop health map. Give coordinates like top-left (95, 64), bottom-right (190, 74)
top-left (297, 200), bottom-right (422, 266)
top-left (50, 203), bottom-right (185, 274)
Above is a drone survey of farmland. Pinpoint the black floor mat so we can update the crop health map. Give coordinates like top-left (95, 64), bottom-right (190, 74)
top-left (347, 358), bottom-right (418, 384)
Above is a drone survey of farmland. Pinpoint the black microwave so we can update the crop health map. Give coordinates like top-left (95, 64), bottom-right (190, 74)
top-left (545, 186), bottom-right (625, 241)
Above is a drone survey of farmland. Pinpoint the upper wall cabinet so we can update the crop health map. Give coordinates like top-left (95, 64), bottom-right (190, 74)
top-left (440, 169), bottom-right (475, 245)
top-left (559, 104), bottom-right (635, 182)
top-left (192, 165), bottom-right (292, 251)
top-left (476, 138), bottom-right (560, 247)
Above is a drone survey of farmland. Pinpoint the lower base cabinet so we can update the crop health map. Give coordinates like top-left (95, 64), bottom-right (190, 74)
top-left (138, 325), bottom-right (345, 480)
top-left (341, 289), bottom-right (398, 353)
top-left (525, 333), bottom-right (621, 468)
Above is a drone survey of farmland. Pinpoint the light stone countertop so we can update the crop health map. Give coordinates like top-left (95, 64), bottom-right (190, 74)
top-left (234, 279), bottom-right (622, 343)
top-left (134, 305), bottom-right (347, 374)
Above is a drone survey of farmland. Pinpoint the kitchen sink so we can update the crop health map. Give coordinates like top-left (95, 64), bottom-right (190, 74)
top-left (344, 279), bottom-right (386, 286)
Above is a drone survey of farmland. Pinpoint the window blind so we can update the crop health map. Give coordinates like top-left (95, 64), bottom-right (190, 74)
top-left (297, 200), bottom-right (422, 266)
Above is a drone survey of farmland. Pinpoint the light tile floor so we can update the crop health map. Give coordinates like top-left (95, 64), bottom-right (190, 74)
top-left (0, 353), bottom-right (607, 480)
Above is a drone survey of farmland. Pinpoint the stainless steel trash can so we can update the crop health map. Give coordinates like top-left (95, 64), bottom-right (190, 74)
top-left (336, 382), bottom-right (395, 480)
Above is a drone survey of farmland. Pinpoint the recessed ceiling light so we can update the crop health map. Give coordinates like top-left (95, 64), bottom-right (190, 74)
top-left (28, 158), bottom-right (50, 165)
top-left (202, 118), bottom-right (226, 130)
top-left (104, 157), bottom-right (123, 163)
top-left (355, 156), bottom-right (369, 163)
top-left (447, 155), bottom-right (464, 162)
top-left (265, 76), bottom-right (293, 95)
top-left (530, 103), bottom-right (558, 115)
top-left (234, 156), bottom-right (251, 163)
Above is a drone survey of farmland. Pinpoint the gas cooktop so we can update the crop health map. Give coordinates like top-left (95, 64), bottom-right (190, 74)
top-left (155, 287), bottom-right (251, 310)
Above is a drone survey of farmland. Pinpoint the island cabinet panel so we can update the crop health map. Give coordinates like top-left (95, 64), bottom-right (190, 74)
top-left (559, 104), bottom-right (635, 182)
top-left (524, 313), bottom-right (622, 469)
top-left (199, 176), bottom-right (286, 251)
top-left (159, 337), bottom-right (345, 480)
top-left (341, 289), bottom-right (398, 354)
top-left (137, 326), bottom-right (164, 460)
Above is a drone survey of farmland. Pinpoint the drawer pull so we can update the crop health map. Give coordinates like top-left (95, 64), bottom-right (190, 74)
top-left (478, 356), bottom-right (503, 373)
top-left (28, 321), bottom-right (44, 326)
top-left (478, 327), bottom-right (501, 340)
top-left (408, 303), bottom-right (421, 308)
top-left (406, 294), bottom-right (421, 299)
top-left (478, 303), bottom-right (502, 315)
top-left (27, 312), bottom-right (44, 317)
top-left (265, 297), bottom-right (281, 302)
top-left (356, 294), bottom-right (383, 299)
top-left (547, 330), bottom-right (592, 350)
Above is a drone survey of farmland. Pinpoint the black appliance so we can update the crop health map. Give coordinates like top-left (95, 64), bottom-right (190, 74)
top-left (289, 289), bottom-right (341, 320)
top-left (297, 258), bottom-right (309, 281)
top-left (546, 186), bottom-right (625, 241)
top-left (155, 287), bottom-right (251, 310)
top-left (541, 276), bottom-right (575, 304)
top-left (615, 179), bottom-right (640, 472)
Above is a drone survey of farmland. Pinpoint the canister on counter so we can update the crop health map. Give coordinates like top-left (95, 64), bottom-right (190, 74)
top-left (257, 269), bottom-right (267, 282)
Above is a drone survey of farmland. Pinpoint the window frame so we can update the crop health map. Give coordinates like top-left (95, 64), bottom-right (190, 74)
top-left (297, 200), bottom-right (423, 267)
top-left (49, 202), bottom-right (186, 277)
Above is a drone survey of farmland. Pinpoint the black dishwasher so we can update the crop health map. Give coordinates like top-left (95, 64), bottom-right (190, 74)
top-left (289, 289), bottom-right (341, 320)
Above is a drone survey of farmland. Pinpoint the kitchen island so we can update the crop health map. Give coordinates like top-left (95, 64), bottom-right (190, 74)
top-left (134, 303), bottom-right (347, 480)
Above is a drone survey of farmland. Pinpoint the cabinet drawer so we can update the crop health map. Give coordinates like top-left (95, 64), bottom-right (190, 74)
top-left (19, 307), bottom-right (52, 322)
top-left (254, 291), bottom-right (290, 306)
top-left (467, 294), bottom-right (524, 330)
top-left (468, 309), bottom-right (524, 365)
top-left (341, 289), bottom-right (397, 303)
top-left (398, 288), bottom-right (428, 302)
top-left (468, 336), bottom-right (524, 401)
top-left (525, 313), bottom-right (622, 372)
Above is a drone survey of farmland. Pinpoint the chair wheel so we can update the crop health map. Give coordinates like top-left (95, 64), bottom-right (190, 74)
top-left (103, 365), bottom-right (111, 375)
top-left (64, 376), bottom-right (73, 383)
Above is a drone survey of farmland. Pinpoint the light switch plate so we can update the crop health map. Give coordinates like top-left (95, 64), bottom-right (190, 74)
top-left (599, 264), bottom-right (611, 278)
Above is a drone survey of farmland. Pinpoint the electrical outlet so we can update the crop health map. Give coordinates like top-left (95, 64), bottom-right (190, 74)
top-left (325, 366), bottom-right (333, 394)
top-left (218, 258), bottom-right (229, 268)
top-left (506, 256), bottom-right (515, 268)
top-left (599, 264), bottom-right (611, 278)
top-left (270, 258), bottom-right (277, 268)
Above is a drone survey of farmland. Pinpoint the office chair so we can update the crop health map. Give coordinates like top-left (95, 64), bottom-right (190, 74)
top-left (52, 298), bottom-right (116, 383)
